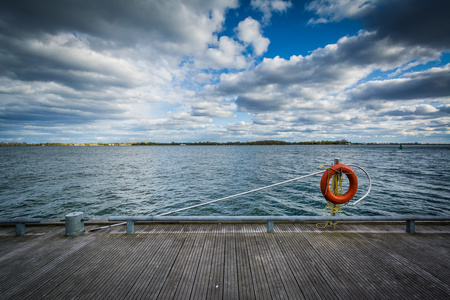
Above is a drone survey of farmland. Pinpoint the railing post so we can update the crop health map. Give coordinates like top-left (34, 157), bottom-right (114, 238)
top-left (126, 220), bottom-right (134, 234)
top-left (267, 220), bottom-right (274, 233)
top-left (15, 223), bottom-right (25, 236)
top-left (406, 220), bottom-right (415, 233)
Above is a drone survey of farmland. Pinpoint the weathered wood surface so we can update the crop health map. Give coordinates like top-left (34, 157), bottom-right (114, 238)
top-left (1, 222), bottom-right (449, 299)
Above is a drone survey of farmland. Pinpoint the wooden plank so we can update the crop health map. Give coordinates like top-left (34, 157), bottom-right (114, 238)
top-left (277, 223), bottom-right (337, 300)
top-left (378, 230), bottom-right (450, 274)
top-left (104, 225), bottom-right (172, 299)
top-left (262, 232), bottom-right (307, 299)
top-left (348, 230), bottom-right (441, 298)
top-left (352, 232), bottom-right (450, 298)
top-left (48, 230), bottom-right (138, 299)
top-left (125, 225), bottom-right (182, 299)
top-left (245, 228), bottom-right (272, 300)
top-left (223, 224), bottom-right (239, 300)
top-left (293, 230), bottom-right (347, 299)
top-left (55, 234), bottom-right (140, 299)
top-left (337, 232), bottom-right (439, 299)
top-left (93, 231), bottom-right (162, 300)
top-left (235, 226), bottom-right (256, 299)
top-left (138, 232), bottom-right (186, 299)
top-left (254, 233), bottom-right (290, 299)
top-left (77, 225), bottom-right (173, 299)
top-left (157, 225), bottom-right (202, 300)
top-left (0, 226), bottom-right (64, 266)
top-left (190, 224), bottom-right (217, 299)
top-left (0, 226), bottom-right (56, 257)
top-left (308, 231), bottom-right (390, 299)
top-left (172, 224), bottom-right (208, 299)
top-left (206, 227), bottom-right (225, 299)
top-left (270, 227), bottom-right (320, 299)
top-left (2, 231), bottom-right (108, 299)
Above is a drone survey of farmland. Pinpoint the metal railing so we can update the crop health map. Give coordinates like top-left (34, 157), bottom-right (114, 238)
top-left (108, 215), bottom-right (450, 234)
top-left (0, 218), bottom-right (43, 236)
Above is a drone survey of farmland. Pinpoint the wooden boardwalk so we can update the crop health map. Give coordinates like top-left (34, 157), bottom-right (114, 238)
top-left (1, 222), bottom-right (449, 299)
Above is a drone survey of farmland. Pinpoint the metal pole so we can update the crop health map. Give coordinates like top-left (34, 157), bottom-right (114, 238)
top-left (267, 220), bottom-right (274, 233)
top-left (330, 158), bottom-right (340, 227)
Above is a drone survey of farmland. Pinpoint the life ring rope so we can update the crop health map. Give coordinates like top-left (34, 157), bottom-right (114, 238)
top-left (316, 201), bottom-right (343, 228)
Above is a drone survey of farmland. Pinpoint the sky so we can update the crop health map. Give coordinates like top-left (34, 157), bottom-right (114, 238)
top-left (0, 0), bottom-right (449, 144)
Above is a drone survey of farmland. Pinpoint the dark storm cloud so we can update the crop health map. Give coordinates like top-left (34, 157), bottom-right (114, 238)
top-left (0, 97), bottom-right (126, 126)
top-left (1, 62), bottom-right (133, 91)
top-left (0, 23), bottom-right (146, 91)
top-left (0, 0), bottom-right (220, 47)
top-left (0, 106), bottom-right (96, 124)
top-left (214, 30), bottom-right (439, 104)
top-left (348, 65), bottom-right (450, 102)
top-left (0, 0), bottom-right (235, 92)
top-left (308, 0), bottom-right (450, 50)
top-left (361, 0), bottom-right (450, 50)
top-left (0, 0), bottom-right (245, 142)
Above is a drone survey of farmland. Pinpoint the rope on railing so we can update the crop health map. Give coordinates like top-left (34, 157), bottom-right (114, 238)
top-left (92, 163), bottom-right (371, 232)
top-left (91, 170), bottom-right (327, 231)
top-left (157, 170), bottom-right (324, 216)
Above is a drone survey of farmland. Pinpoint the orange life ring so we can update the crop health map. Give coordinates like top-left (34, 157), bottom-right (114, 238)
top-left (320, 164), bottom-right (358, 204)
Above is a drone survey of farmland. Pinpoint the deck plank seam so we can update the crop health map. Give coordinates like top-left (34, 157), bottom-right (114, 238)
top-left (151, 231), bottom-right (189, 300)
top-left (71, 231), bottom-right (151, 299)
top-left (4, 233), bottom-right (101, 299)
top-left (139, 232), bottom-right (187, 299)
top-left (97, 229), bottom-right (165, 300)
top-left (263, 232), bottom-right (307, 299)
top-left (348, 232), bottom-right (436, 299)
top-left (357, 232), bottom-right (450, 298)
top-left (156, 226), bottom-right (201, 299)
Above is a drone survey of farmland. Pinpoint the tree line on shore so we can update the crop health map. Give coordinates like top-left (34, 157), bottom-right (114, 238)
top-left (0, 140), bottom-right (435, 147)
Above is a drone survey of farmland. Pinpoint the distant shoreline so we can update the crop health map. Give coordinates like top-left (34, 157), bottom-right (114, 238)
top-left (1, 140), bottom-right (448, 146)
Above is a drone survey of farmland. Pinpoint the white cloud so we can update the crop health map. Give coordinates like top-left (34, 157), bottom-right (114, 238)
top-left (0, 0), bottom-right (448, 143)
top-left (198, 36), bottom-right (248, 69)
top-left (212, 30), bottom-right (443, 109)
top-left (306, 0), bottom-right (376, 24)
top-left (251, 0), bottom-right (292, 23)
top-left (236, 17), bottom-right (270, 56)
top-left (204, 27), bottom-right (448, 142)
top-left (191, 101), bottom-right (236, 118)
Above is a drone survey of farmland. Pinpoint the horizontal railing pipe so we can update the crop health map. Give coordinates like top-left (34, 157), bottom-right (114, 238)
top-left (0, 218), bottom-right (43, 224)
top-left (0, 218), bottom-right (43, 236)
top-left (108, 215), bottom-right (450, 234)
top-left (109, 215), bottom-right (450, 222)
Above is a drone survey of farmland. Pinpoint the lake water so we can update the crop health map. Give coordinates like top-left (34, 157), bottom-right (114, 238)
top-left (1, 145), bottom-right (449, 220)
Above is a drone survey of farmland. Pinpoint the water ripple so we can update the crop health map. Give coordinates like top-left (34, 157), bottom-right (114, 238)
top-left (1, 145), bottom-right (449, 219)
